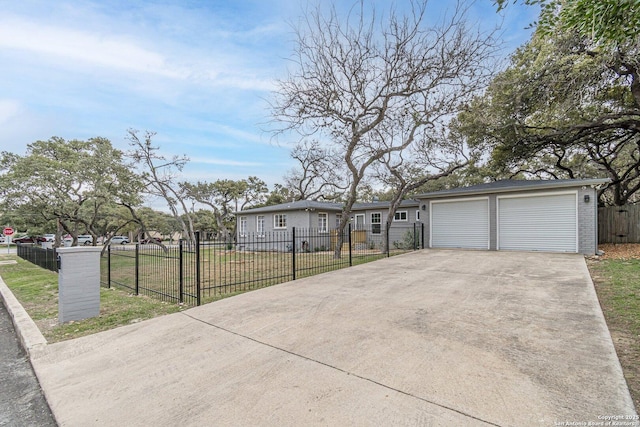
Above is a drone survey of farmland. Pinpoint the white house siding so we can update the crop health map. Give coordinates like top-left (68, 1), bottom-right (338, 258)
top-left (350, 202), bottom-right (420, 250)
top-left (236, 210), bottom-right (341, 252)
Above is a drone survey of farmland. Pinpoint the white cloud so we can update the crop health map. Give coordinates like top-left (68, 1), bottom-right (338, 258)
top-left (0, 99), bottom-right (21, 125)
top-left (0, 15), bottom-right (189, 79)
top-left (0, 11), bottom-right (280, 94)
top-left (212, 124), bottom-right (270, 145)
top-left (193, 158), bottom-right (262, 167)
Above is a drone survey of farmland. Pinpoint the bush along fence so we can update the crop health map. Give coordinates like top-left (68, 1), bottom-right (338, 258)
top-left (17, 244), bottom-right (58, 272)
top-left (101, 222), bottom-right (425, 306)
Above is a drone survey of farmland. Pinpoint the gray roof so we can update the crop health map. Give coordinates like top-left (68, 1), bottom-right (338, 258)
top-left (415, 178), bottom-right (610, 199)
top-left (237, 200), bottom-right (343, 214)
top-left (351, 199), bottom-right (420, 211)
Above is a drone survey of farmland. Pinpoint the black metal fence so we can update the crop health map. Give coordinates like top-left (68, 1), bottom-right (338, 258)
top-left (101, 239), bottom-right (201, 306)
top-left (101, 223), bottom-right (424, 306)
top-left (16, 244), bottom-right (58, 272)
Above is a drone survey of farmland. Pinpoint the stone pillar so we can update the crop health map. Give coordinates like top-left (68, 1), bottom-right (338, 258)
top-left (57, 246), bottom-right (102, 323)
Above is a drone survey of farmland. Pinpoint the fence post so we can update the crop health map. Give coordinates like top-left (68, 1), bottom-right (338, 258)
top-left (413, 223), bottom-right (417, 250)
top-left (57, 247), bottom-right (102, 323)
top-left (386, 225), bottom-right (390, 257)
top-left (179, 239), bottom-right (184, 304)
top-left (195, 231), bottom-right (201, 306)
top-left (107, 245), bottom-right (111, 289)
top-left (421, 222), bottom-right (425, 249)
top-left (135, 242), bottom-right (139, 295)
top-left (348, 223), bottom-right (353, 266)
top-left (292, 227), bottom-right (296, 280)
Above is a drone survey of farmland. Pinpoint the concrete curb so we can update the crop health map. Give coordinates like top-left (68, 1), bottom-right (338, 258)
top-left (0, 275), bottom-right (48, 356)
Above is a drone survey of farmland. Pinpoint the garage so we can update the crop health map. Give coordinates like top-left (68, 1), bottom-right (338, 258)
top-left (430, 198), bottom-right (489, 249)
top-left (417, 179), bottom-right (608, 255)
top-left (498, 192), bottom-right (577, 253)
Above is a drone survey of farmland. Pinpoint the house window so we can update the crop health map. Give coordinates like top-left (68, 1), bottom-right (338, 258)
top-left (318, 213), bottom-right (328, 233)
top-left (371, 212), bottom-right (381, 234)
top-left (239, 216), bottom-right (247, 236)
top-left (394, 211), bottom-right (408, 222)
top-left (416, 210), bottom-right (421, 221)
top-left (336, 214), bottom-right (342, 228)
top-left (274, 214), bottom-right (287, 229)
top-left (257, 215), bottom-right (265, 235)
top-left (354, 214), bottom-right (365, 230)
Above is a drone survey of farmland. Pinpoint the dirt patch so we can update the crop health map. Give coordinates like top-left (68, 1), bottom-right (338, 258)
top-left (597, 243), bottom-right (640, 260)
top-left (609, 330), bottom-right (640, 410)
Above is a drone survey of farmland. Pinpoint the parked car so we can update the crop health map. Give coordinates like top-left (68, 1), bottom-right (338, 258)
top-left (109, 236), bottom-right (130, 245)
top-left (63, 235), bottom-right (93, 245)
top-left (78, 235), bottom-right (93, 245)
top-left (43, 234), bottom-right (56, 242)
top-left (13, 236), bottom-right (47, 244)
top-left (140, 237), bottom-right (161, 244)
top-left (0, 236), bottom-right (5, 243)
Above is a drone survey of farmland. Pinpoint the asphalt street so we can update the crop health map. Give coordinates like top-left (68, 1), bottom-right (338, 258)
top-left (0, 300), bottom-right (56, 427)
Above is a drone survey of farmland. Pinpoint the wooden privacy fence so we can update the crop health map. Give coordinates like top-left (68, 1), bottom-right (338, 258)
top-left (598, 204), bottom-right (640, 244)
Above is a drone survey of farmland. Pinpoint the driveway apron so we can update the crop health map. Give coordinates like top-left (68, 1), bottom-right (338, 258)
top-left (30, 250), bottom-right (636, 426)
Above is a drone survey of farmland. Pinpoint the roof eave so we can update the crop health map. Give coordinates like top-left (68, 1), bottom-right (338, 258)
top-left (415, 178), bottom-right (611, 199)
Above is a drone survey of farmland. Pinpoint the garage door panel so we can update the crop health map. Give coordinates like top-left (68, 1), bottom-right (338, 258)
top-left (431, 199), bottom-right (488, 249)
top-left (498, 193), bottom-right (577, 253)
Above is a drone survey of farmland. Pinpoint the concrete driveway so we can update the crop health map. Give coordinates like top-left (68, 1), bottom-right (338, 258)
top-left (30, 250), bottom-right (635, 426)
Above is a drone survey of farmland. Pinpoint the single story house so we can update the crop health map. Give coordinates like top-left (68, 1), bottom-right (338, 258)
top-left (415, 178), bottom-right (609, 255)
top-left (235, 200), bottom-right (343, 251)
top-left (350, 199), bottom-right (421, 250)
top-left (235, 199), bottom-right (421, 252)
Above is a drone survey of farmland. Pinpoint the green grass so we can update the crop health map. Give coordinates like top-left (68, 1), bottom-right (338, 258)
top-left (0, 254), bottom-right (185, 343)
top-left (588, 258), bottom-right (640, 410)
top-left (590, 259), bottom-right (640, 334)
top-left (102, 245), bottom-right (397, 304)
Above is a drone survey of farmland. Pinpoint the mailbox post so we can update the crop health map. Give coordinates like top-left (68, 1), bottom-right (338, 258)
top-left (57, 246), bottom-right (102, 323)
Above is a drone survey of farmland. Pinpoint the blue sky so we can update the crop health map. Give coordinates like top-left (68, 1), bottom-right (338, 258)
top-left (0, 0), bottom-right (537, 194)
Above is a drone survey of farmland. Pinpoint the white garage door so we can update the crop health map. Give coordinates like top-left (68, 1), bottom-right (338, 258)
top-left (431, 198), bottom-right (489, 249)
top-left (498, 192), bottom-right (577, 253)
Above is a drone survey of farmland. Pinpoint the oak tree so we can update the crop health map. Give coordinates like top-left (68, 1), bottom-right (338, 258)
top-left (271, 0), bottom-right (499, 256)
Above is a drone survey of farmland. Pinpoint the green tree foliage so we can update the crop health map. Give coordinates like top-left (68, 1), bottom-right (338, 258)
top-left (461, 1), bottom-right (640, 205)
top-left (261, 183), bottom-right (296, 207)
top-left (0, 137), bottom-right (143, 244)
top-left (182, 177), bottom-right (267, 240)
top-left (135, 207), bottom-right (179, 240)
top-left (496, 0), bottom-right (640, 46)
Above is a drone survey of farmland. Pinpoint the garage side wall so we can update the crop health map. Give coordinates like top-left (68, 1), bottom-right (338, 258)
top-left (577, 186), bottom-right (598, 255)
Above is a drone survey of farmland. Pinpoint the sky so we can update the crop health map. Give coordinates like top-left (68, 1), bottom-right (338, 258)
top-left (0, 0), bottom-right (538, 202)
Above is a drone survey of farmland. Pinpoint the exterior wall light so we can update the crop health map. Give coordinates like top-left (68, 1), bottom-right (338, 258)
top-left (584, 195), bottom-right (590, 203)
